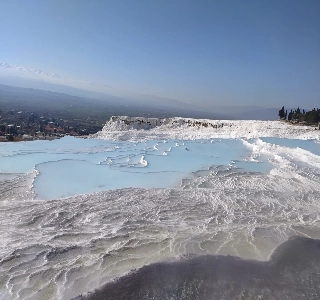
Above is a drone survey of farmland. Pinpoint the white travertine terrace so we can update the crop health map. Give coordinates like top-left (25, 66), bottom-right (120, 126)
top-left (92, 116), bottom-right (320, 141)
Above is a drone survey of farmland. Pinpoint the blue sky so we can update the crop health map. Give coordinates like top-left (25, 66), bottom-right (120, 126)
top-left (0, 0), bottom-right (319, 108)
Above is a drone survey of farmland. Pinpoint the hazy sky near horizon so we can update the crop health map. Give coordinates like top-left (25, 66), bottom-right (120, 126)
top-left (0, 0), bottom-right (319, 108)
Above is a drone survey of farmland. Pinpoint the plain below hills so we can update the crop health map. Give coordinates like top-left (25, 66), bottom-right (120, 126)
top-left (0, 82), bottom-right (278, 128)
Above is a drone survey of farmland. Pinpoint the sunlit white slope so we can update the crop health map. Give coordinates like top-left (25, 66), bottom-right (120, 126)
top-left (92, 116), bottom-right (320, 141)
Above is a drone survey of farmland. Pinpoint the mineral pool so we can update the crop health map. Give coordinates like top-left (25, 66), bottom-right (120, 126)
top-left (1, 118), bottom-right (320, 300)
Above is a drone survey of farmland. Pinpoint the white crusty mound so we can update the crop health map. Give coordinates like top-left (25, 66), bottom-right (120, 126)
top-left (91, 116), bottom-right (320, 141)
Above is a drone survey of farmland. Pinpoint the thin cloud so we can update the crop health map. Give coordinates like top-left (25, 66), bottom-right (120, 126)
top-left (0, 61), bottom-right (178, 102)
top-left (0, 61), bottom-right (113, 88)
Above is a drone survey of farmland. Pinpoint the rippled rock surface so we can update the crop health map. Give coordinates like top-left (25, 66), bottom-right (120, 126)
top-left (1, 118), bottom-right (320, 299)
top-left (76, 237), bottom-right (320, 300)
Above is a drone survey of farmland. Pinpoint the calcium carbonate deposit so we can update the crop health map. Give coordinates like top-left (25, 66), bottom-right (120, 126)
top-left (1, 117), bottom-right (320, 300)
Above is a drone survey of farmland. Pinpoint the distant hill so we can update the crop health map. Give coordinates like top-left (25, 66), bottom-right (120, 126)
top-left (233, 108), bottom-right (278, 121)
top-left (209, 105), bottom-right (278, 121)
top-left (0, 84), bottom-right (229, 122)
top-left (0, 75), bottom-right (210, 112)
top-left (0, 75), bottom-right (279, 121)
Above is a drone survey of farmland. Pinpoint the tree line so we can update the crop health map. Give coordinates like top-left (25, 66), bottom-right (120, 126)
top-left (278, 106), bottom-right (320, 124)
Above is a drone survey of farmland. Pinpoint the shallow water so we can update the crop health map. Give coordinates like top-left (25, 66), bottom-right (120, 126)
top-left (1, 131), bottom-right (320, 300)
top-left (261, 137), bottom-right (320, 156)
top-left (1, 137), bottom-right (260, 200)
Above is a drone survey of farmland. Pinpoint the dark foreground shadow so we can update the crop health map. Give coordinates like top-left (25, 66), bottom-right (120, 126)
top-left (73, 237), bottom-right (320, 300)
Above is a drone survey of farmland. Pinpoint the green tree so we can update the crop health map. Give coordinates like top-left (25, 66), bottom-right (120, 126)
top-left (278, 106), bottom-right (285, 119)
